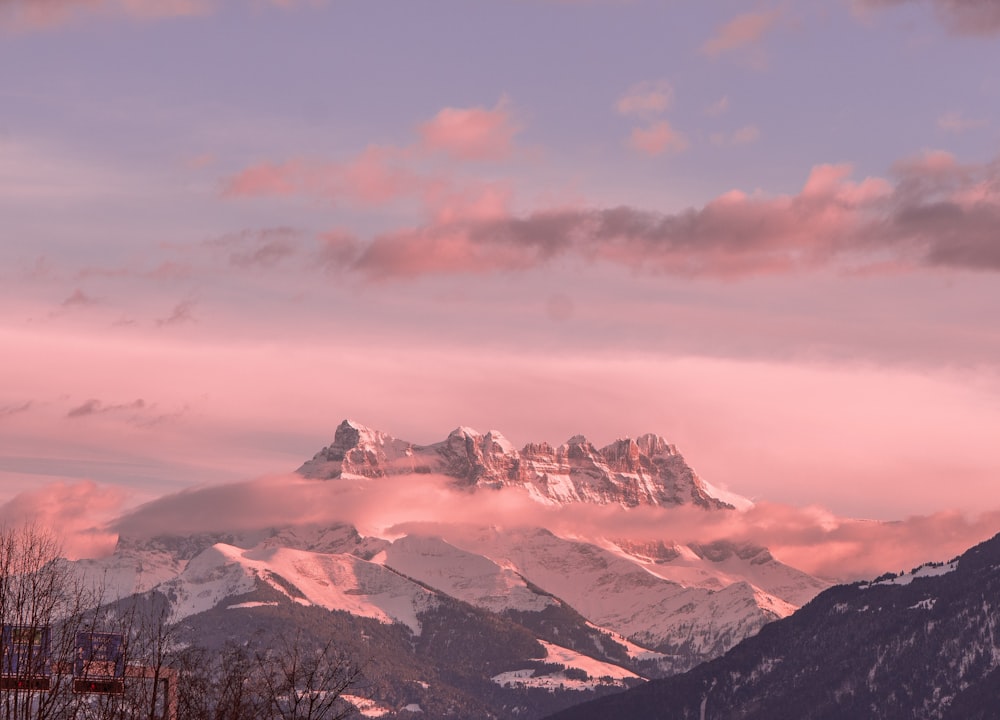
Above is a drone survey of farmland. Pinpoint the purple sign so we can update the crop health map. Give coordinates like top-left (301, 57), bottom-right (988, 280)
top-left (74, 632), bottom-right (124, 679)
top-left (1, 625), bottom-right (50, 678)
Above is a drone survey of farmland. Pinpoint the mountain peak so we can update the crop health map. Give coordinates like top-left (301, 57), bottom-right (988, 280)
top-left (298, 422), bottom-right (746, 511)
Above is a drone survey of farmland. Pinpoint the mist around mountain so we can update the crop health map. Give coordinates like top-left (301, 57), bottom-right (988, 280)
top-left (47, 420), bottom-right (1000, 718)
top-left (56, 420), bottom-right (838, 718)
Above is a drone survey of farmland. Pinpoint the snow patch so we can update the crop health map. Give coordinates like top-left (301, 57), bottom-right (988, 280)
top-left (226, 601), bottom-right (279, 610)
top-left (698, 479), bottom-right (754, 511)
top-left (872, 561), bottom-right (957, 587)
top-left (342, 695), bottom-right (392, 718)
top-left (492, 640), bottom-right (640, 692)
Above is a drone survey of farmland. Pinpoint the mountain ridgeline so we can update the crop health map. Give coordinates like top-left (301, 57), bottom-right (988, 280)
top-left (546, 532), bottom-right (1000, 720)
top-left (72, 420), bottom-right (834, 719)
top-left (297, 419), bottom-right (734, 509)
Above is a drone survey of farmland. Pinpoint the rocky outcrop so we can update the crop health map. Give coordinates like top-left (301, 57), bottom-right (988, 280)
top-left (297, 419), bottom-right (737, 510)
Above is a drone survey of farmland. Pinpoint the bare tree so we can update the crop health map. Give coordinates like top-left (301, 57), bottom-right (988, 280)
top-left (0, 525), bottom-right (365, 720)
top-left (254, 631), bottom-right (363, 720)
top-left (174, 643), bottom-right (267, 720)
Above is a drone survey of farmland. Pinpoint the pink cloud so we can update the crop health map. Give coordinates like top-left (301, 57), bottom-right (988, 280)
top-left (0, 0), bottom-right (325, 29)
top-left (629, 120), bottom-right (689, 157)
top-left (856, 0), bottom-right (1000, 36)
top-left (418, 100), bottom-right (519, 161)
top-left (937, 110), bottom-right (987, 133)
top-left (702, 10), bottom-right (781, 57)
top-left (223, 100), bottom-right (516, 212)
top-left (1, 0), bottom-right (213, 29)
top-left (109, 471), bottom-right (1000, 581)
top-left (710, 124), bottom-right (761, 147)
top-left (0, 480), bottom-right (125, 559)
top-left (222, 150), bottom-right (419, 207)
top-left (223, 160), bottom-right (304, 197)
top-left (616, 80), bottom-right (673, 117)
top-left (705, 95), bottom-right (730, 117)
top-left (338, 149), bottom-right (1000, 280)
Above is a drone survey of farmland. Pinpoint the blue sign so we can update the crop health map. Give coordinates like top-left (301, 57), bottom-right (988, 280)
top-left (1, 625), bottom-right (51, 678)
top-left (74, 632), bottom-right (124, 679)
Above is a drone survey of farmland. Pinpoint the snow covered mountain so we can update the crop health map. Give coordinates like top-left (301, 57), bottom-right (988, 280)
top-left (546, 531), bottom-right (1000, 720)
top-left (298, 419), bottom-right (740, 509)
top-left (74, 420), bottom-right (830, 719)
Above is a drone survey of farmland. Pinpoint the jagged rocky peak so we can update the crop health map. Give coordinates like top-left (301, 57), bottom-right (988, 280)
top-left (297, 420), bottom-right (746, 511)
top-left (299, 419), bottom-right (414, 479)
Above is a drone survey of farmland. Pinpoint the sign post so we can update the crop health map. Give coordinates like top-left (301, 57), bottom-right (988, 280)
top-left (0, 625), bottom-right (51, 691)
top-left (73, 632), bottom-right (125, 695)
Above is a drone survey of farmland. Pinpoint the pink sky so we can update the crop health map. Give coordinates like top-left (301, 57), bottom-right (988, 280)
top-left (2, 0), bottom-right (1000, 571)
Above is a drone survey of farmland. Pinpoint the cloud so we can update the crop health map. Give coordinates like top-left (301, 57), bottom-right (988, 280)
top-left (331, 151), bottom-right (1000, 280)
top-left (155, 299), bottom-right (197, 327)
top-left (61, 288), bottom-right (99, 307)
top-left (0, 401), bottom-right (32, 419)
top-left (67, 398), bottom-right (146, 419)
top-left (0, 0), bottom-right (214, 29)
top-left (0, 0), bottom-right (325, 30)
top-left (0, 480), bottom-right (125, 559)
top-left (205, 227), bottom-right (302, 268)
top-left (109, 472), bottom-right (1000, 581)
top-left (629, 120), bottom-right (689, 156)
top-left (937, 110), bottom-right (987, 133)
top-left (223, 100), bottom-right (517, 212)
top-left (711, 125), bottom-right (761, 147)
top-left (702, 9), bottom-right (781, 58)
top-left (856, 0), bottom-right (1000, 36)
top-left (705, 96), bottom-right (730, 117)
top-left (418, 99), bottom-right (519, 161)
top-left (616, 80), bottom-right (673, 117)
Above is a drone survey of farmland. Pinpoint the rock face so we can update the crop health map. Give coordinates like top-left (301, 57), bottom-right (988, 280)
top-left (298, 419), bottom-right (734, 509)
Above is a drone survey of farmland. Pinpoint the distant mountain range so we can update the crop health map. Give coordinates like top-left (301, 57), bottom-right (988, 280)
top-left (545, 532), bottom-right (1000, 720)
top-left (73, 420), bottom-right (832, 719)
top-left (298, 419), bottom-right (745, 509)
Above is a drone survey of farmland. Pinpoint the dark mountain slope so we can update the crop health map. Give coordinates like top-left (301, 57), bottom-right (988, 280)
top-left (546, 531), bottom-right (1000, 720)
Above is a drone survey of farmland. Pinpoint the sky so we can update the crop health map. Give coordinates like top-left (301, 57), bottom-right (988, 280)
top-left (2, 0), bottom-right (1000, 561)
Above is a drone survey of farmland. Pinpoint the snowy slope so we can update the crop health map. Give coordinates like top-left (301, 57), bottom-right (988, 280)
top-left (376, 534), bottom-right (556, 614)
top-left (433, 527), bottom-right (792, 661)
top-left (159, 542), bottom-right (437, 632)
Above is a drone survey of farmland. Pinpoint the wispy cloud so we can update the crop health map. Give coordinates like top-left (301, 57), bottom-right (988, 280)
top-left (222, 100), bottom-right (520, 213)
top-left (156, 300), bottom-right (197, 327)
top-left (937, 110), bottom-right (987, 133)
top-left (629, 120), bottom-right (689, 156)
top-left (67, 398), bottom-right (146, 419)
top-left (705, 95), bottom-right (731, 117)
top-left (0, 0), bottom-right (323, 30)
top-left (856, 0), bottom-right (1000, 36)
top-left (418, 99), bottom-right (519, 161)
top-left (0, 401), bottom-right (32, 419)
top-left (61, 288), bottom-right (99, 307)
top-left (616, 80), bottom-right (674, 118)
top-left (711, 125), bottom-right (761, 147)
top-left (702, 9), bottom-right (782, 59)
top-left (320, 150), bottom-right (1000, 280)
top-left (0, 480), bottom-right (126, 559)
top-left (205, 227), bottom-right (302, 269)
top-left (108, 472), bottom-right (1000, 581)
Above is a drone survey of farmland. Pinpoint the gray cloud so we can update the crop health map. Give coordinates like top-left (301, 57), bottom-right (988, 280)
top-left (334, 154), bottom-right (1000, 280)
top-left (155, 300), bottom-right (197, 327)
top-left (67, 398), bottom-right (146, 419)
top-left (0, 401), bottom-right (32, 419)
top-left (206, 227), bottom-right (302, 269)
top-left (858, 0), bottom-right (1000, 36)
